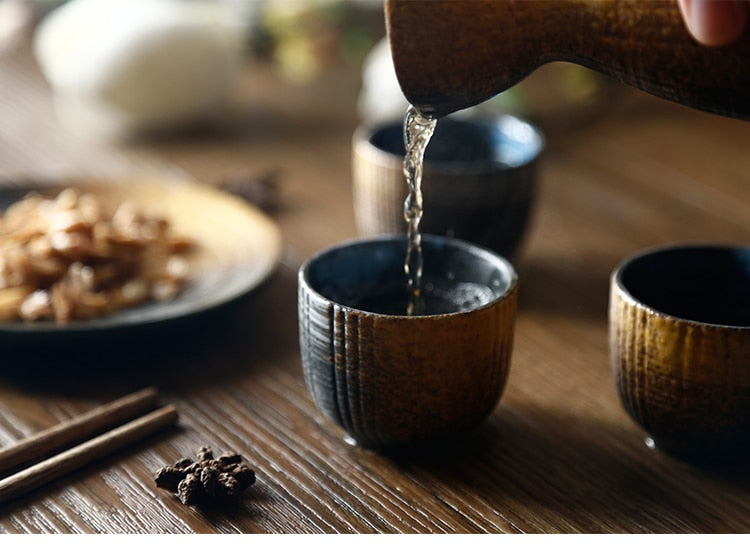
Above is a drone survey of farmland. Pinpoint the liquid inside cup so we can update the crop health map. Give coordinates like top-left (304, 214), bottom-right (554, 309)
top-left (346, 279), bottom-right (496, 315)
top-left (304, 235), bottom-right (515, 317)
top-left (617, 245), bottom-right (750, 326)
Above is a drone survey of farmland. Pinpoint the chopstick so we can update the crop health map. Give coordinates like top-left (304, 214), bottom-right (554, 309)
top-left (0, 386), bottom-right (160, 477)
top-left (0, 389), bottom-right (178, 505)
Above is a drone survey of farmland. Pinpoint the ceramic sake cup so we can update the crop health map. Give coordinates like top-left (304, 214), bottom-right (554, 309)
top-left (609, 245), bottom-right (750, 461)
top-left (298, 235), bottom-right (518, 449)
top-left (352, 114), bottom-right (544, 261)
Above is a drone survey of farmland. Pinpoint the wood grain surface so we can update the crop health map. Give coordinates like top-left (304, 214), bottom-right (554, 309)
top-left (1, 28), bottom-right (749, 534)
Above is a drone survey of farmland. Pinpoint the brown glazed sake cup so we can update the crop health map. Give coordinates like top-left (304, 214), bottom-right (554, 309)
top-left (609, 245), bottom-right (750, 462)
top-left (352, 114), bottom-right (543, 261)
top-left (298, 235), bottom-right (518, 449)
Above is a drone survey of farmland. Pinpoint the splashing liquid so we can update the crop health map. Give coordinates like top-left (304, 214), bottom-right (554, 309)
top-left (402, 106), bottom-right (437, 315)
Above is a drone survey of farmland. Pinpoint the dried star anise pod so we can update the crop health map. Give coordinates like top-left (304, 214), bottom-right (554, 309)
top-left (217, 171), bottom-right (280, 213)
top-left (155, 446), bottom-right (256, 505)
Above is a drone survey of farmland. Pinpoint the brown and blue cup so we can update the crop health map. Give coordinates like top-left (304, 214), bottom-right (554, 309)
top-left (352, 114), bottom-right (544, 261)
top-left (298, 235), bottom-right (518, 449)
top-left (609, 244), bottom-right (750, 462)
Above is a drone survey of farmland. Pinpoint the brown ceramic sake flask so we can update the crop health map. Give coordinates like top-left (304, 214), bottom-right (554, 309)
top-left (385, 0), bottom-right (750, 119)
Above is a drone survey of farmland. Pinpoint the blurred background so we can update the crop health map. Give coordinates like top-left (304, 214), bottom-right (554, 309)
top-left (0, 0), bottom-right (616, 140)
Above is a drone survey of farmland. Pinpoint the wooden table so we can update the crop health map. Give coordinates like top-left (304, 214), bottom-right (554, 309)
top-left (1, 27), bottom-right (749, 534)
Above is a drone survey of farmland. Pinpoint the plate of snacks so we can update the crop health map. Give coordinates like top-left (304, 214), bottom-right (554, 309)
top-left (0, 177), bottom-right (282, 344)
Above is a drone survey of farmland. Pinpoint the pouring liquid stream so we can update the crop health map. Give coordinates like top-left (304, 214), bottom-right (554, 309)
top-left (403, 105), bottom-right (437, 316)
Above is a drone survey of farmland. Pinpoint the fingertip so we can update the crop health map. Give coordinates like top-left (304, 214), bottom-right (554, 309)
top-left (678, 0), bottom-right (749, 47)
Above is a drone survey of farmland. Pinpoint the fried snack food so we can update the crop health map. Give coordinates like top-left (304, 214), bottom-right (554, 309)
top-left (0, 188), bottom-right (194, 324)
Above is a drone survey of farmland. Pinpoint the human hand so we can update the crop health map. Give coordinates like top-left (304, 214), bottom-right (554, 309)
top-left (677, 0), bottom-right (749, 46)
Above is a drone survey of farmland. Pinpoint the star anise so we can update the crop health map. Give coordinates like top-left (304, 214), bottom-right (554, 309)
top-left (154, 446), bottom-right (256, 505)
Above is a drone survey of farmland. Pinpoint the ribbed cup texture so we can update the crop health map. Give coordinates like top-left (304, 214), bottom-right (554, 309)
top-left (609, 284), bottom-right (750, 454)
top-left (299, 281), bottom-right (517, 448)
top-left (351, 131), bottom-right (537, 260)
top-left (351, 141), bottom-right (404, 236)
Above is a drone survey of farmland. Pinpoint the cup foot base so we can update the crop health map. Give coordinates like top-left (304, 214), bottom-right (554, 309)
top-left (644, 435), bottom-right (750, 469)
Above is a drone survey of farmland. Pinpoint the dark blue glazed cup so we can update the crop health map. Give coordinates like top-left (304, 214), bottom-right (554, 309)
top-left (352, 114), bottom-right (544, 261)
top-left (298, 235), bottom-right (518, 449)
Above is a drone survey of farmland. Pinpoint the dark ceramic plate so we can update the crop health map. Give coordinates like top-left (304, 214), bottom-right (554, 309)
top-left (0, 177), bottom-right (282, 346)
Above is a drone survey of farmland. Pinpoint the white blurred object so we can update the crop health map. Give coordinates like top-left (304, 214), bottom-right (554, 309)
top-left (33, 0), bottom-right (251, 137)
top-left (357, 36), bottom-right (408, 124)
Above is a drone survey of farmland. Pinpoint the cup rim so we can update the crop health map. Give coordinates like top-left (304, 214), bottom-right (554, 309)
top-left (353, 113), bottom-right (545, 174)
top-left (299, 234), bottom-right (518, 319)
top-left (612, 242), bottom-right (750, 330)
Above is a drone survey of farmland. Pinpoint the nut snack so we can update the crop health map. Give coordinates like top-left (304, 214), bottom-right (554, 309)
top-left (0, 187), bottom-right (194, 324)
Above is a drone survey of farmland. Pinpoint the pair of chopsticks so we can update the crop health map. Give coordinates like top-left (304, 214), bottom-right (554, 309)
top-left (0, 387), bottom-right (178, 505)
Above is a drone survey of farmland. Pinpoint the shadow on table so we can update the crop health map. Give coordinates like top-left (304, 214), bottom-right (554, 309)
top-left (384, 399), bottom-right (750, 532)
top-left (0, 267), bottom-right (299, 400)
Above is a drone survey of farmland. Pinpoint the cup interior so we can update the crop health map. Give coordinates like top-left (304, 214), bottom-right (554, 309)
top-left (302, 235), bottom-right (516, 316)
top-left (367, 115), bottom-right (543, 169)
top-left (615, 245), bottom-right (750, 327)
